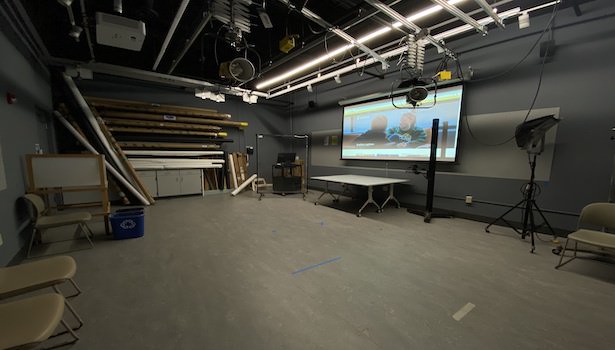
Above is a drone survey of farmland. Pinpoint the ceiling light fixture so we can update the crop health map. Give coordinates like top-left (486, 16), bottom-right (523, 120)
top-left (334, 75), bottom-right (341, 84)
top-left (473, 0), bottom-right (505, 28)
top-left (307, 84), bottom-right (313, 92)
top-left (267, 6), bottom-right (521, 98)
top-left (429, 0), bottom-right (487, 34)
top-left (255, 0), bottom-right (467, 90)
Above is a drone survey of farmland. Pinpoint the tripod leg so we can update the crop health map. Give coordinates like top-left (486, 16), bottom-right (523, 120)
top-left (485, 199), bottom-right (525, 233)
top-left (529, 206), bottom-right (536, 253)
top-left (532, 201), bottom-right (557, 237)
top-left (521, 197), bottom-right (532, 240)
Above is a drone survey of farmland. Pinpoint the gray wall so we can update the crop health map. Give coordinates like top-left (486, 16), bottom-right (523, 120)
top-left (75, 77), bottom-right (292, 177)
top-left (0, 30), bottom-right (53, 265)
top-left (291, 1), bottom-right (615, 231)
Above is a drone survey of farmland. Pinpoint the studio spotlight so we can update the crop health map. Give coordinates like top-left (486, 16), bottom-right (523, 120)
top-left (334, 75), bottom-right (341, 84)
top-left (307, 84), bottom-right (313, 93)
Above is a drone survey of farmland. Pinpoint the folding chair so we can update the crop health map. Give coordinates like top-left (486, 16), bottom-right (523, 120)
top-left (0, 256), bottom-right (84, 330)
top-left (23, 193), bottom-right (94, 258)
top-left (556, 202), bottom-right (615, 268)
top-left (0, 293), bottom-right (79, 350)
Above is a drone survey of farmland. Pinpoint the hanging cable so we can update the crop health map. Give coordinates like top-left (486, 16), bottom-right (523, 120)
top-left (463, 2), bottom-right (560, 146)
top-left (469, 3), bottom-right (560, 83)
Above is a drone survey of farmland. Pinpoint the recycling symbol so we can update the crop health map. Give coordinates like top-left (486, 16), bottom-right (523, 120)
top-left (120, 219), bottom-right (137, 230)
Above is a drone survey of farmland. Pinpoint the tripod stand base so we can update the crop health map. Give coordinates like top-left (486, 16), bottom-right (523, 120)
top-left (485, 198), bottom-right (556, 253)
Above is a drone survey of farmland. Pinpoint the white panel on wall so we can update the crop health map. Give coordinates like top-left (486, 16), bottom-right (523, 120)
top-left (458, 107), bottom-right (560, 181)
top-left (0, 139), bottom-right (6, 191)
top-left (311, 129), bottom-right (344, 168)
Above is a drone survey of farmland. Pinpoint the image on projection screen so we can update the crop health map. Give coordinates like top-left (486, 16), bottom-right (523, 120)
top-left (341, 84), bottom-right (463, 162)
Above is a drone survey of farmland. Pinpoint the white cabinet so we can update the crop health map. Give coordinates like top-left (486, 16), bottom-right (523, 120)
top-left (136, 169), bottom-right (203, 198)
top-left (179, 169), bottom-right (203, 195)
top-left (136, 170), bottom-right (158, 197)
top-left (156, 170), bottom-right (181, 197)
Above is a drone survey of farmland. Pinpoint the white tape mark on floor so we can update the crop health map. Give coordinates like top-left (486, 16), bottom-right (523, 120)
top-left (452, 302), bottom-right (476, 321)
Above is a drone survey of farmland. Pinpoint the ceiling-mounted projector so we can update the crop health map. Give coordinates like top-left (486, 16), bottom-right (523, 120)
top-left (399, 78), bottom-right (429, 107)
top-left (95, 12), bottom-right (146, 51)
top-left (219, 58), bottom-right (256, 82)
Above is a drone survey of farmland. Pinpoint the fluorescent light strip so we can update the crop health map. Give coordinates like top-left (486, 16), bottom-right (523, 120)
top-left (267, 7), bottom-right (520, 99)
top-left (270, 0), bottom-right (514, 93)
top-left (255, 0), bottom-right (467, 90)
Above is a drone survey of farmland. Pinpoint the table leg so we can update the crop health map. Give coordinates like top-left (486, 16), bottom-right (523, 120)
top-left (380, 184), bottom-right (401, 210)
top-left (315, 181), bottom-right (339, 205)
top-left (357, 186), bottom-right (381, 216)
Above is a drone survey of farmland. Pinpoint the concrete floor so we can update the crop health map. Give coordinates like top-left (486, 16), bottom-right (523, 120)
top-left (28, 191), bottom-right (615, 349)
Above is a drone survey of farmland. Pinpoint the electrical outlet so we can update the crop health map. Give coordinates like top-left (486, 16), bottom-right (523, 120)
top-left (465, 195), bottom-right (473, 205)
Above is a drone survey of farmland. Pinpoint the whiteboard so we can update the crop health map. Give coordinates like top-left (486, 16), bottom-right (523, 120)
top-left (0, 139), bottom-right (6, 191)
top-left (29, 155), bottom-right (104, 188)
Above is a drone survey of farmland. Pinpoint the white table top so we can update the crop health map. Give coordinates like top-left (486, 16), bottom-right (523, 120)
top-left (311, 174), bottom-right (408, 186)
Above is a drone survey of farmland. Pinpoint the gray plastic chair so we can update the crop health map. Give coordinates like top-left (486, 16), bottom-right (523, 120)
top-left (0, 293), bottom-right (79, 349)
top-left (0, 256), bottom-right (84, 331)
top-left (556, 202), bottom-right (615, 268)
top-left (23, 194), bottom-right (94, 258)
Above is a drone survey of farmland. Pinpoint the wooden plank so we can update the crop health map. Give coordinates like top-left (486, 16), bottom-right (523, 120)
top-left (107, 126), bottom-right (225, 137)
top-left (113, 134), bottom-right (233, 144)
top-left (213, 169), bottom-right (219, 190)
top-left (95, 111), bottom-right (156, 204)
top-left (104, 118), bottom-right (222, 131)
top-left (84, 96), bottom-right (231, 119)
top-left (228, 153), bottom-right (238, 188)
top-left (203, 170), bottom-right (211, 191)
top-left (123, 150), bottom-right (224, 157)
top-left (238, 153), bottom-right (247, 183)
top-left (231, 153), bottom-right (241, 187)
top-left (99, 110), bottom-right (248, 128)
top-left (118, 141), bottom-right (221, 149)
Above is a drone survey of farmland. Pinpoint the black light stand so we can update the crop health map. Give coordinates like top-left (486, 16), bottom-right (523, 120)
top-left (408, 118), bottom-right (451, 223)
top-left (485, 115), bottom-right (559, 253)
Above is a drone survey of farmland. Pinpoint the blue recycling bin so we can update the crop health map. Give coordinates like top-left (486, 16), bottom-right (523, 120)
top-left (110, 208), bottom-right (145, 240)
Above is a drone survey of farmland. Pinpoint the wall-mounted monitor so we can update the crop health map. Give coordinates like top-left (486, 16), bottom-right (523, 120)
top-left (341, 84), bottom-right (463, 162)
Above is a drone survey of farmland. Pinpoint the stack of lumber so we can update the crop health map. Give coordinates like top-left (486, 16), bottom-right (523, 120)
top-left (84, 97), bottom-right (248, 175)
top-left (227, 153), bottom-right (249, 189)
top-left (56, 73), bottom-right (251, 205)
top-left (86, 97), bottom-right (247, 151)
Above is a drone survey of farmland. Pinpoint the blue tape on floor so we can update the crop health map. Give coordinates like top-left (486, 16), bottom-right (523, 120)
top-left (292, 256), bottom-right (342, 275)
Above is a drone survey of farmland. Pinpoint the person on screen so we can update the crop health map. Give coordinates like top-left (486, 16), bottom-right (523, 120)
top-left (353, 115), bottom-right (388, 147)
top-left (386, 112), bottom-right (427, 148)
